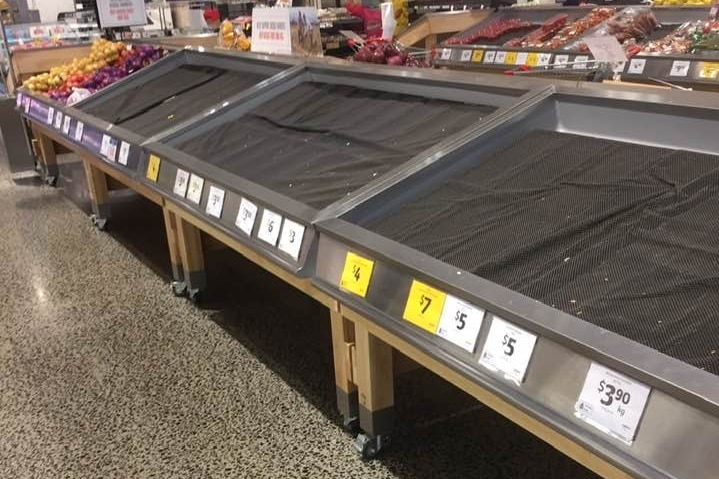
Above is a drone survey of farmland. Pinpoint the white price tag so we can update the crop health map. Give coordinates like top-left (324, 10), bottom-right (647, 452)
top-left (479, 316), bottom-right (538, 384)
top-left (494, 51), bottom-right (507, 64)
top-left (106, 138), bottom-right (118, 162)
top-left (627, 58), bottom-right (646, 75)
top-left (460, 50), bottom-right (472, 62)
top-left (554, 54), bottom-right (569, 69)
top-left (205, 186), bottom-right (226, 218)
top-left (100, 134), bottom-right (110, 157)
top-left (173, 169), bottom-right (190, 197)
top-left (46, 106), bottom-right (55, 124)
top-left (235, 198), bottom-right (258, 236)
top-left (584, 35), bottom-right (626, 63)
top-left (23, 97), bottom-right (30, 113)
top-left (62, 116), bottom-right (71, 134)
top-left (440, 48), bottom-right (451, 60)
top-left (573, 55), bottom-right (590, 70)
top-left (575, 363), bottom-right (651, 444)
top-left (186, 174), bottom-right (205, 204)
top-left (436, 296), bottom-right (485, 353)
top-left (16, 93), bottom-right (22, 108)
top-left (538, 53), bottom-right (552, 67)
top-left (117, 142), bottom-right (130, 166)
top-left (515, 52), bottom-right (528, 65)
top-left (669, 60), bottom-right (691, 77)
top-left (483, 50), bottom-right (496, 64)
top-left (277, 218), bottom-right (305, 260)
top-left (257, 209), bottom-right (282, 246)
top-left (74, 122), bottom-right (84, 142)
top-left (54, 111), bottom-right (63, 129)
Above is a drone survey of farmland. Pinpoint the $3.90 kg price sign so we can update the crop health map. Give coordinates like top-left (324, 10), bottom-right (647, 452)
top-left (478, 316), bottom-right (538, 384)
top-left (339, 251), bottom-right (375, 298)
top-left (575, 362), bottom-right (651, 444)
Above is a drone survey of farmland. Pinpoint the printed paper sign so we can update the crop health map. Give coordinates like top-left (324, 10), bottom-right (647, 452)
top-left (436, 296), bottom-right (485, 353)
top-left (277, 218), bottom-right (305, 260)
top-left (670, 60), bottom-right (691, 77)
top-left (235, 198), bottom-right (258, 236)
top-left (257, 209), bottom-right (283, 246)
top-left (627, 58), bottom-right (646, 75)
top-left (479, 316), bottom-right (537, 384)
top-left (97, 0), bottom-right (147, 28)
top-left (584, 36), bottom-right (627, 63)
top-left (251, 8), bottom-right (292, 55)
top-left (186, 174), bottom-right (205, 204)
top-left (205, 186), bottom-right (226, 219)
top-left (339, 252), bottom-right (375, 297)
top-left (75, 122), bottom-right (84, 142)
top-left (117, 142), bottom-right (131, 166)
top-left (173, 169), bottom-right (190, 197)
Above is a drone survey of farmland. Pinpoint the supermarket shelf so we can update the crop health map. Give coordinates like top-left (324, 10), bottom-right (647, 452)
top-left (313, 83), bottom-right (719, 479)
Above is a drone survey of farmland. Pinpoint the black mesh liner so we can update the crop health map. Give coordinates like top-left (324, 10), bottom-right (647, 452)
top-left (175, 82), bottom-right (494, 209)
top-left (81, 65), bottom-right (269, 137)
top-left (368, 130), bottom-right (719, 375)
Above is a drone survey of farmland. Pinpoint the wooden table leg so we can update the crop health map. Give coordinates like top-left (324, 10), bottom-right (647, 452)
top-left (176, 214), bottom-right (206, 301)
top-left (354, 320), bottom-right (394, 458)
top-left (82, 159), bottom-right (111, 229)
top-left (330, 302), bottom-right (359, 431)
top-left (162, 206), bottom-right (186, 295)
top-left (31, 125), bottom-right (59, 185)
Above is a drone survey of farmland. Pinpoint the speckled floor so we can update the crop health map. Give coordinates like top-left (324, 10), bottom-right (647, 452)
top-left (0, 153), bottom-right (600, 478)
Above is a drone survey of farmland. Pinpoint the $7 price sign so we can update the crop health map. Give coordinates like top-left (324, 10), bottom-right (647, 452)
top-left (575, 362), bottom-right (651, 444)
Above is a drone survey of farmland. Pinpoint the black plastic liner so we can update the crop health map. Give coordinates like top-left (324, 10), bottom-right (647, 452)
top-left (81, 65), bottom-right (269, 137)
top-left (367, 130), bottom-right (719, 375)
top-left (175, 82), bottom-right (494, 210)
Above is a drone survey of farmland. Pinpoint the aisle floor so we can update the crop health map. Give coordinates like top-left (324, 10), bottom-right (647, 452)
top-left (0, 157), bottom-right (599, 478)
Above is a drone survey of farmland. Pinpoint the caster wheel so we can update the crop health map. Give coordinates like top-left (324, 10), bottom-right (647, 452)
top-left (341, 416), bottom-right (359, 434)
top-left (354, 433), bottom-right (387, 460)
top-left (188, 288), bottom-right (202, 304)
top-left (91, 215), bottom-right (108, 231)
top-left (45, 175), bottom-right (57, 187)
top-left (171, 281), bottom-right (187, 297)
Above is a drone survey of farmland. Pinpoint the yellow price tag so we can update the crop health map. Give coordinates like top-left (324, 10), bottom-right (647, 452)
top-left (146, 154), bottom-right (161, 182)
top-left (700, 62), bottom-right (719, 80)
top-left (527, 53), bottom-right (539, 67)
top-left (403, 280), bottom-right (447, 333)
top-left (471, 50), bottom-right (484, 62)
top-left (505, 51), bottom-right (518, 65)
top-left (339, 252), bottom-right (375, 297)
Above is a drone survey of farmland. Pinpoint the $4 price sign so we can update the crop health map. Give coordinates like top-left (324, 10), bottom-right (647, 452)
top-left (478, 316), bottom-right (538, 384)
top-left (575, 362), bottom-right (651, 444)
top-left (339, 251), bottom-right (375, 298)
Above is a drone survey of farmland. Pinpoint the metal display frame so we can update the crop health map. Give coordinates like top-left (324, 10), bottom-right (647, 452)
top-left (138, 61), bottom-right (551, 286)
top-left (433, 6), bottom-right (719, 89)
top-left (312, 82), bottom-right (719, 479)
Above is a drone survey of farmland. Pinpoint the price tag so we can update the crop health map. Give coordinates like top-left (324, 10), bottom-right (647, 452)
top-left (46, 106), bottom-right (55, 124)
top-left (62, 116), bottom-right (71, 135)
top-left (186, 174), bottom-right (205, 204)
top-left (16, 93), bottom-right (22, 108)
top-left (526, 53), bottom-right (539, 67)
top-left (471, 50), bottom-right (484, 62)
top-left (483, 50), bottom-right (496, 64)
top-left (339, 251), bottom-right (374, 297)
top-left (173, 169), bottom-right (190, 197)
top-left (106, 138), bottom-right (118, 161)
top-left (146, 154), bottom-right (161, 182)
top-left (494, 51), bottom-right (507, 64)
top-left (699, 62), bottom-right (719, 80)
top-left (554, 54), bottom-right (569, 69)
top-left (584, 35), bottom-right (626, 63)
top-left (575, 363), bottom-right (651, 444)
top-left (538, 53), bottom-right (552, 67)
top-left (627, 58), bottom-right (646, 75)
top-left (573, 55), bottom-right (590, 70)
top-left (235, 198), bottom-right (258, 236)
top-left (205, 185), bottom-right (225, 219)
top-left (54, 111), bottom-right (63, 129)
top-left (515, 52), bottom-right (528, 66)
top-left (669, 60), bottom-right (690, 77)
top-left (74, 122), bottom-right (84, 142)
top-left (23, 97), bottom-right (30, 113)
top-left (504, 51), bottom-right (518, 65)
top-left (257, 209), bottom-right (282, 246)
top-left (117, 141), bottom-right (130, 166)
top-left (436, 296), bottom-right (485, 353)
top-left (403, 280), bottom-right (447, 333)
top-left (479, 316), bottom-right (537, 384)
top-left (440, 48), bottom-right (451, 60)
top-left (277, 218), bottom-right (305, 260)
top-left (100, 134), bottom-right (111, 157)
top-left (460, 50), bottom-right (472, 62)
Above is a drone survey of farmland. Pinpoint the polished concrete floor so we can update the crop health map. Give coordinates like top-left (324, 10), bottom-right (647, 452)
top-left (0, 154), bottom-right (599, 478)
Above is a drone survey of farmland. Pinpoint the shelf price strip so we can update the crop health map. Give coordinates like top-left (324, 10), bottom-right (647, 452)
top-left (235, 198), bottom-right (258, 236)
top-left (339, 251), bottom-right (375, 298)
top-left (146, 154), bottom-right (161, 182)
top-left (278, 218), bottom-right (305, 260)
top-left (478, 316), bottom-right (537, 384)
top-left (460, 50), bottom-right (472, 62)
top-left (504, 51), bottom-right (518, 65)
top-left (515, 52), bottom-right (528, 66)
top-left (575, 362), bottom-right (651, 445)
top-left (471, 50), bottom-right (484, 62)
top-left (670, 60), bottom-right (690, 77)
top-left (627, 58), bottom-right (646, 75)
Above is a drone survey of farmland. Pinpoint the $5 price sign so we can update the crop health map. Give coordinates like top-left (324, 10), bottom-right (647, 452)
top-left (478, 316), bottom-right (538, 384)
top-left (575, 362), bottom-right (651, 444)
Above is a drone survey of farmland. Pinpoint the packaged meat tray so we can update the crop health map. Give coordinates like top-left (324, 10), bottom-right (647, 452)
top-left (565, 7), bottom-right (659, 53)
top-left (445, 18), bottom-right (535, 46)
top-left (535, 7), bottom-right (616, 50)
